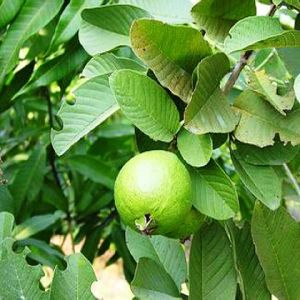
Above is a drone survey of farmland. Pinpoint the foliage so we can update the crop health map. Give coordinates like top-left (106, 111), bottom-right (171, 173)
top-left (1, 0), bottom-right (300, 299)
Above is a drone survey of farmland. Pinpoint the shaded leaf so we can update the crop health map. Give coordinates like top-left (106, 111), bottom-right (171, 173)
top-left (177, 129), bottom-right (212, 167)
top-left (231, 151), bottom-right (281, 210)
top-left (130, 19), bottom-right (211, 102)
top-left (0, 0), bottom-right (64, 89)
top-left (51, 75), bottom-right (119, 156)
top-left (277, 48), bottom-right (300, 78)
top-left (50, 253), bottom-right (97, 300)
top-left (190, 160), bottom-right (239, 220)
top-left (126, 227), bottom-right (187, 289)
top-left (82, 52), bottom-right (146, 78)
top-left (0, 186), bottom-right (14, 213)
top-left (109, 70), bottom-right (180, 142)
top-left (50, 0), bottom-right (102, 50)
top-left (252, 203), bottom-right (300, 299)
top-left (13, 211), bottom-right (65, 240)
top-left (0, 0), bottom-right (24, 29)
top-left (67, 155), bottom-right (117, 189)
top-left (233, 89), bottom-right (300, 147)
top-left (191, 0), bottom-right (256, 42)
top-left (189, 222), bottom-right (236, 300)
top-left (79, 4), bottom-right (150, 55)
top-left (184, 53), bottom-right (239, 134)
top-left (131, 257), bottom-right (181, 300)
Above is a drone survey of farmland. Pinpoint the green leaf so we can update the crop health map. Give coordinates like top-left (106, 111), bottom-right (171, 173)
top-left (284, 0), bottom-right (300, 10)
top-left (227, 222), bottom-right (271, 300)
top-left (131, 257), bottom-right (181, 300)
top-left (0, 238), bottom-right (47, 299)
top-left (235, 140), bottom-right (299, 165)
top-left (49, 0), bottom-right (102, 50)
top-left (191, 0), bottom-right (256, 43)
top-left (82, 52), bottom-right (146, 78)
top-left (109, 70), bottom-right (180, 142)
top-left (0, 0), bottom-right (64, 89)
top-left (247, 69), bottom-right (295, 115)
top-left (177, 129), bottom-right (212, 167)
top-left (189, 222), bottom-right (236, 300)
top-left (225, 16), bottom-right (300, 53)
top-left (79, 4), bottom-right (150, 55)
top-left (51, 75), bottom-right (119, 156)
top-left (0, 0), bottom-right (24, 29)
top-left (277, 48), bottom-right (300, 78)
top-left (16, 46), bottom-right (89, 97)
top-left (67, 155), bottom-right (117, 189)
top-left (119, 0), bottom-right (193, 24)
top-left (184, 53), bottom-right (239, 134)
top-left (252, 202), bottom-right (300, 299)
top-left (233, 89), bottom-right (300, 147)
top-left (231, 151), bottom-right (281, 210)
top-left (10, 144), bottom-right (46, 216)
top-left (0, 185), bottom-right (14, 213)
top-left (295, 73), bottom-right (300, 102)
top-left (0, 212), bottom-right (14, 243)
top-left (13, 211), bottom-right (65, 240)
top-left (126, 227), bottom-right (187, 289)
top-left (50, 253), bottom-right (97, 300)
top-left (190, 160), bottom-right (239, 220)
top-left (130, 19), bottom-right (211, 102)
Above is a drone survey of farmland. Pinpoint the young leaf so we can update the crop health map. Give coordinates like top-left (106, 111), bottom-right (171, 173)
top-left (50, 253), bottom-right (97, 300)
top-left (109, 70), bottom-right (180, 142)
top-left (126, 227), bottom-right (187, 289)
top-left (49, 0), bottom-right (103, 51)
top-left (79, 4), bottom-right (150, 55)
top-left (82, 53), bottom-right (146, 78)
top-left (235, 140), bottom-right (299, 166)
top-left (10, 144), bottom-right (46, 216)
top-left (231, 151), bottom-right (281, 210)
top-left (0, 212), bottom-right (14, 243)
top-left (225, 16), bottom-right (300, 53)
top-left (0, 0), bottom-right (64, 89)
top-left (51, 75), bottom-right (119, 156)
top-left (191, 0), bottom-right (256, 42)
top-left (130, 19), bottom-right (211, 102)
top-left (119, 0), bottom-right (193, 24)
top-left (177, 129), bottom-right (212, 167)
top-left (233, 89), bottom-right (300, 147)
top-left (189, 222), bottom-right (236, 300)
top-left (252, 203), bottom-right (300, 299)
top-left (190, 160), bottom-right (239, 220)
top-left (184, 53), bottom-right (239, 134)
top-left (13, 211), bottom-right (65, 240)
top-left (247, 69), bottom-right (295, 115)
top-left (0, 0), bottom-right (24, 29)
top-left (227, 222), bottom-right (271, 300)
top-left (131, 257), bottom-right (181, 300)
top-left (0, 238), bottom-right (47, 299)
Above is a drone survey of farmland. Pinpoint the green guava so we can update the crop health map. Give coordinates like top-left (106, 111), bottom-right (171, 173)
top-left (114, 150), bottom-right (192, 235)
top-left (166, 207), bottom-right (206, 239)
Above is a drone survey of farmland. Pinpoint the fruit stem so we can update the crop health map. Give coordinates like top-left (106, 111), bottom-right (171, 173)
top-left (135, 214), bottom-right (156, 235)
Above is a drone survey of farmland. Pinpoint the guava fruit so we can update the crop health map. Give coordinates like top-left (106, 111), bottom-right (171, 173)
top-left (166, 207), bottom-right (206, 239)
top-left (114, 150), bottom-right (192, 235)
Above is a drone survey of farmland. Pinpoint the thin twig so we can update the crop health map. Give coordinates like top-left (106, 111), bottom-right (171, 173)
top-left (283, 163), bottom-right (300, 198)
top-left (223, 4), bottom-right (277, 95)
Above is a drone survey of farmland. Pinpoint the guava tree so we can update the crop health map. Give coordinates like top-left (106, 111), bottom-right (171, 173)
top-left (1, 0), bottom-right (300, 299)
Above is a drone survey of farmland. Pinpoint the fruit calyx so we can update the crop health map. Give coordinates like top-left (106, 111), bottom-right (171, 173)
top-left (135, 214), bottom-right (157, 235)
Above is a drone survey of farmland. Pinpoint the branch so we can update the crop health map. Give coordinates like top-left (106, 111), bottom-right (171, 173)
top-left (223, 4), bottom-right (277, 95)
